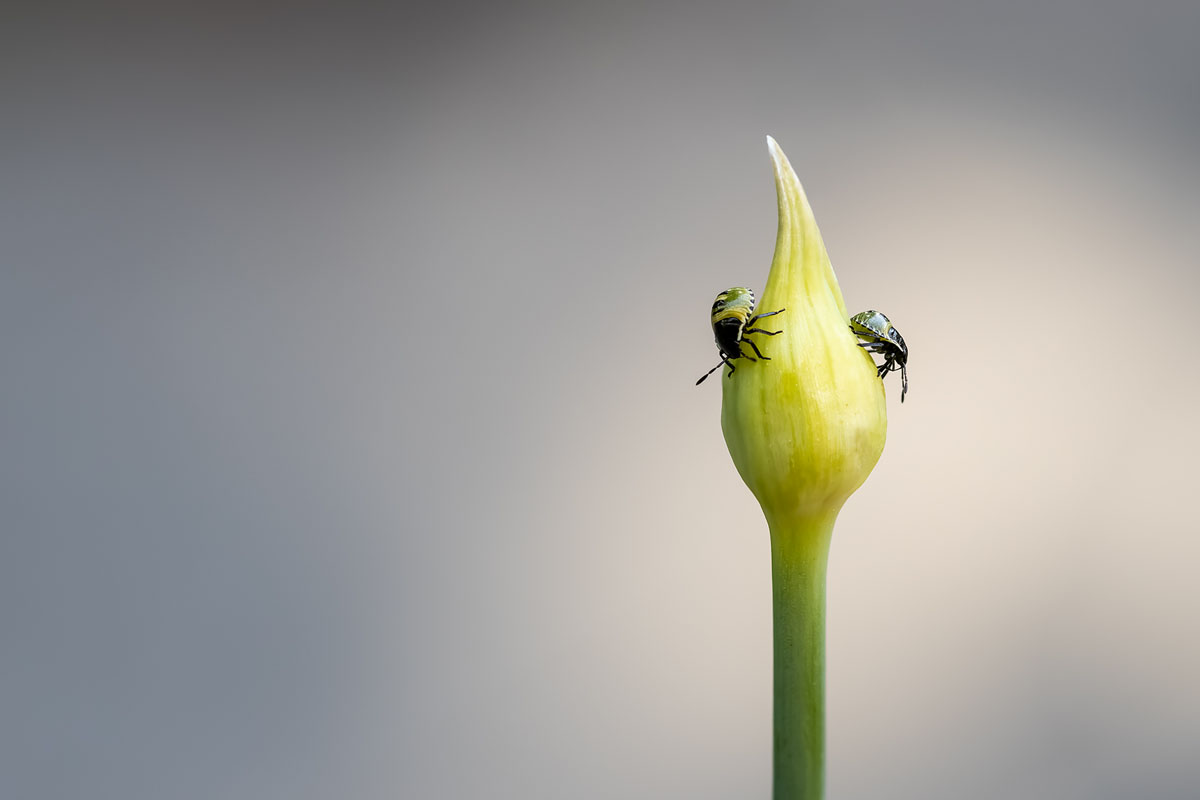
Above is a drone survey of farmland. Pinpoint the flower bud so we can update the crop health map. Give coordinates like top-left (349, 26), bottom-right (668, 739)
top-left (721, 138), bottom-right (887, 531)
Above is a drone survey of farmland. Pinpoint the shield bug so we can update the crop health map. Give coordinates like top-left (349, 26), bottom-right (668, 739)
top-left (850, 310), bottom-right (908, 402)
top-left (696, 287), bottom-right (786, 385)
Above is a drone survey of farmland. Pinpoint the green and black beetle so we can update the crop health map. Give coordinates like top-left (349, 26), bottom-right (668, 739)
top-left (696, 287), bottom-right (786, 385)
top-left (850, 310), bottom-right (908, 402)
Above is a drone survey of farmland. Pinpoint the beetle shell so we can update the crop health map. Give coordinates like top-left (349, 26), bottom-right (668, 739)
top-left (850, 310), bottom-right (906, 358)
top-left (710, 287), bottom-right (758, 358)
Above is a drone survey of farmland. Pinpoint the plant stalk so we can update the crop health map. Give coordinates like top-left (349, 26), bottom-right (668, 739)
top-left (769, 509), bottom-right (836, 800)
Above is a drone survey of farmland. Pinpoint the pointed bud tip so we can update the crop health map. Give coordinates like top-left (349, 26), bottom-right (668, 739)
top-left (766, 135), bottom-right (787, 172)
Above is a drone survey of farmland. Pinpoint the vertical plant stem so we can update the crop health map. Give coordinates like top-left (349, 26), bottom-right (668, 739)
top-left (769, 510), bottom-right (836, 800)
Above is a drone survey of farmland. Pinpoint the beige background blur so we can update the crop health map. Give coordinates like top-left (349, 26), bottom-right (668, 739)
top-left (3, 2), bottom-right (1199, 799)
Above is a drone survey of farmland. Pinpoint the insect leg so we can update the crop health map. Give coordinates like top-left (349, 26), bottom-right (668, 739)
top-left (743, 338), bottom-right (771, 360)
top-left (724, 355), bottom-right (737, 378)
top-left (744, 327), bottom-right (782, 335)
top-left (748, 308), bottom-right (786, 324)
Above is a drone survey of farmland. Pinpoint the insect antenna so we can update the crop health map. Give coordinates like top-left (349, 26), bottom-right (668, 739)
top-left (696, 361), bottom-right (724, 385)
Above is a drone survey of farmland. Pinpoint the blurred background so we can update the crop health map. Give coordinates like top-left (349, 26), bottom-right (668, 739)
top-left (3, 2), bottom-right (1199, 798)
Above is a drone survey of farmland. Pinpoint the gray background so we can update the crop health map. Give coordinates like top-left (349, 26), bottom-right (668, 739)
top-left (4, 2), bottom-right (1199, 798)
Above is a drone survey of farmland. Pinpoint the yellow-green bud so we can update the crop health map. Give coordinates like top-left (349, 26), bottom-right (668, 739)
top-left (721, 137), bottom-right (887, 530)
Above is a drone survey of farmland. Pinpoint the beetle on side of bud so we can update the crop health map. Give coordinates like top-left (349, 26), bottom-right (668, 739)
top-left (695, 287), bottom-right (786, 385)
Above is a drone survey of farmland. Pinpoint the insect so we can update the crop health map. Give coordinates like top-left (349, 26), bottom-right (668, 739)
top-left (696, 287), bottom-right (786, 385)
top-left (850, 310), bottom-right (908, 402)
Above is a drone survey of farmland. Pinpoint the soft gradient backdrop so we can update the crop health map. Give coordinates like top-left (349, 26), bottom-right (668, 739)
top-left (4, 2), bottom-right (1199, 798)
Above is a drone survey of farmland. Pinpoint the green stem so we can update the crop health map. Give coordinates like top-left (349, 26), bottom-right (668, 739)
top-left (768, 510), bottom-right (836, 800)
